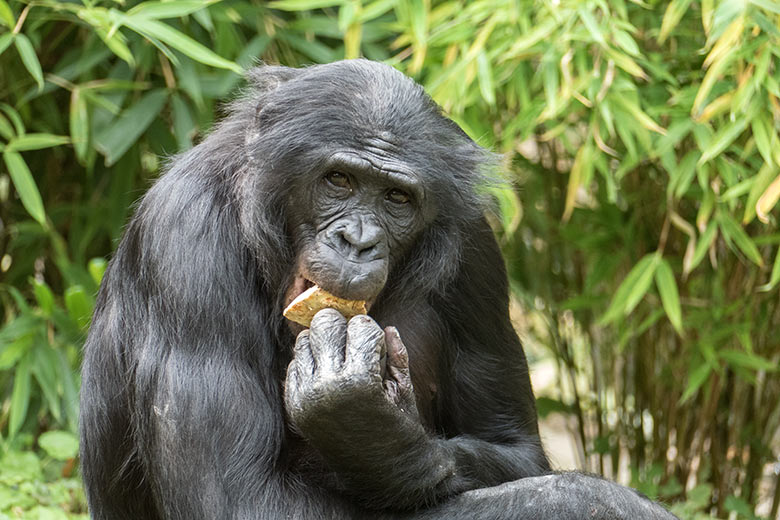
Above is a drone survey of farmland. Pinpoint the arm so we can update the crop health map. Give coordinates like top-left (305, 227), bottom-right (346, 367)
top-left (284, 222), bottom-right (550, 509)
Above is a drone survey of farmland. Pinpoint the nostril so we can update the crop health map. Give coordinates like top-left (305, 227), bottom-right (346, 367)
top-left (337, 232), bottom-right (351, 251)
top-left (357, 244), bottom-right (376, 259)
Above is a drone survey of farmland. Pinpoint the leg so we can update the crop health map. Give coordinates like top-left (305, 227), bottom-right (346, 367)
top-left (406, 473), bottom-right (678, 520)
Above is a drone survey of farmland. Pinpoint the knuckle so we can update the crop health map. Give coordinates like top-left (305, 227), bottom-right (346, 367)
top-left (310, 308), bottom-right (347, 329)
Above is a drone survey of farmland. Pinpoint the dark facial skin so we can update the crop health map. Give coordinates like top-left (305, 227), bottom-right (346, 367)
top-left (287, 148), bottom-right (428, 304)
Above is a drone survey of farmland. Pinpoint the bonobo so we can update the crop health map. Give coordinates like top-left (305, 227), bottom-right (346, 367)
top-left (79, 59), bottom-right (677, 520)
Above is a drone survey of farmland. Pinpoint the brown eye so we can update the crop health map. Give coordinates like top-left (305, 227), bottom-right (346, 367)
top-left (325, 171), bottom-right (351, 189)
top-left (386, 188), bottom-right (411, 204)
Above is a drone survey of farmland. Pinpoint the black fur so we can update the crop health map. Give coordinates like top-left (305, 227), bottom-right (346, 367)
top-left (79, 60), bottom-right (677, 519)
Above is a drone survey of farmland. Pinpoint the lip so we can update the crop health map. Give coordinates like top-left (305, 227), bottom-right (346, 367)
top-left (284, 273), bottom-right (376, 314)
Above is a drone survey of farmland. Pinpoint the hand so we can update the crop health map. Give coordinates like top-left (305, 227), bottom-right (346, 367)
top-left (284, 309), bottom-right (420, 437)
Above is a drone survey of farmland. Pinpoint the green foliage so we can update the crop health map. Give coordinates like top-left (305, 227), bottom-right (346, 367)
top-left (0, 442), bottom-right (86, 518)
top-left (0, 0), bottom-right (778, 518)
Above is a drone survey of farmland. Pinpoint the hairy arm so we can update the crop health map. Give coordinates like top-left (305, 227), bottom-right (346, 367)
top-left (284, 221), bottom-right (551, 510)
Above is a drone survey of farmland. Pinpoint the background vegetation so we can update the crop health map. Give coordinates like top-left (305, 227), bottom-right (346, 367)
top-left (0, 0), bottom-right (778, 518)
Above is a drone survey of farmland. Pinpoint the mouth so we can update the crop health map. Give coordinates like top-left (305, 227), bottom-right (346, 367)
top-left (284, 273), bottom-right (375, 318)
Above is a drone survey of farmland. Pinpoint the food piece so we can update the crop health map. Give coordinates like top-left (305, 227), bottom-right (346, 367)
top-left (283, 285), bottom-right (368, 326)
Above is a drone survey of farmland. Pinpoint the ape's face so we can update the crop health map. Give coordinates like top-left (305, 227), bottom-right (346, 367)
top-left (287, 145), bottom-right (429, 304)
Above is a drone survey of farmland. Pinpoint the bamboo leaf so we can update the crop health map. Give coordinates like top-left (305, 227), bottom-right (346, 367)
top-left (94, 27), bottom-right (135, 66)
top-left (14, 34), bottom-right (44, 91)
top-left (680, 362), bottom-right (712, 403)
top-left (122, 16), bottom-right (242, 73)
top-left (600, 253), bottom-right (661, 324)
top-left (476, 51), bottom-right (495, 106)
top-left (95, 89), bottom-right (168, 166)
top-left (719, 350), bottom-right (778, 371)
top-left (502, 18), bottom-right (557, 58)
top-left (65, 285), bottom-right (93, 330)
top-left (758, 246), bottom-right (780, 292)
top-left (718, 213), bottom-right (763, 266)
top-left (0, 103), bottom-right (24, 135)
top-left (751, 113), bottom-right (775, 167)
top-left (686, 220), bottom-right (718, 275)
top-left (659, 0), bottom-right (694, 43)
top-left (703, 16), bottom-right (743, 69)
top-left (693, 50), bottom-right (733, 114)
top-left (9, 353), bottom-right (32, 438)
top-left (655, 259), bottom-right (683, 334)
top-left (563, 141), bottom-right (592, 222)
top-left (127, 0), bottom-right (218, 19)
top-left (750, 0), bottom-right (780, 14)
top-left (32, 280), bottom-right (54, 315)
top-left (6, 133), bottom-right (70, 151)
top-left (3, 151), bottom-right (46, 225)
top-left (267, 0), bottom-right (343, 9)
top-left (697, 115), bottom-right (749, 165)
top-left (578, 8), bottom-right (606, 46)
top-left (756, 173), bottom-right (780, 224)
top-left (612, 93), bottom-right (665, 134)
top-left (0, 0), bottom-right (14, 28)
top-left (0, 32), bottom-right (13, 56)
top-left (0, 111), bottom-right (13, 140)
top-left (70, 89), bottom-right (89, 163)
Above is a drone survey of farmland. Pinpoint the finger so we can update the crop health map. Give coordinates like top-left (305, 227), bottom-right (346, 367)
top-left (345, 315), bottom-right (385, 374)
top-left (384, 326), bottom-right (412, 388)
top-left (308, 308), bottom-right (347, 372)
top-left (284, 361), bottom-right (301, 407)
top-left (293, 329), bottom-right (315, 375)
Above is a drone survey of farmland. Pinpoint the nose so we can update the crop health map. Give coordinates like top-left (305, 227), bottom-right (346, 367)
top-left (332, 217), bottom-right (386, 260)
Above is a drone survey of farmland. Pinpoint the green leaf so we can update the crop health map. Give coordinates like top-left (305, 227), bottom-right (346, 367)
top-left (476, 51), bottom-right (495, 106)
top-left (6, 133), bottom-right (70, 151)
top-left (14, 33), bottom-right (44, 91)
top-left (578, 8), bottom-right (606, 46)
top-left (698, 116), bottom-right (749, 165)
top-left (680, 362), bottom-right (712, 403)
top-left (94, 27), bottom-right (135, 66)
top-left (659, 0), bottom-right (694, 43)
top-left (0, 32), bottom-right (14, 56)
top-left (719, 350), bottom-right (778, 371)
top-left (39, 430), bottom-right (80, 460)
top-left (65, 285), bottom-right (93, 329)
top-left (122, 15), bottom-right (242, 73)
top-left (127, 0), bottom-right (217, 19)
top-left (32, 345), bottom-right (61, 422)
top-left (0, 0), bottom-right (14, 28)
top-left (1, 102), bottom-right (25, 135)
top-left (655, 259), bottom-right (683, 334)
top-left (0, 110), bottom-right (14, 139)
top-left (600, 253), bottom-right (661, 324)
top-left (686, 220), bottom-right (717, 275)
top-left (502, 18), bottom-right (557, 57)
top-left (171, 93), bottom-right (195, 151)
top-left (750, 0), bottom-right (780, 14)
top-left (88, 257), bottom-right (108, 286)
top-left (70, 89), bottom-right (89, 163)
top-left (718, 213), bottom-right (763, 266)
top-left (267, 0), bottom-right (343, 9)
top-left (758, 246), bottom-right (780, 292)
top-left (9, 353), bottom-right (32, 438)
top-left (3, 151), bottom-right (46, 225)
top-left (751, 113), bottom-right (775, 167)
top-left (32, 279), bottom-right (55, 315)
top-left (743, 162), bottom-right (777, 223)
top-left (94, 89), bottom-right (168, 166)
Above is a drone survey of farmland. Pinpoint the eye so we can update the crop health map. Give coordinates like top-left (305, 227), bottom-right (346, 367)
top-left (324, 171), bottom-right (351, 189)
top-left (386, 188), bottom-right (411, 205)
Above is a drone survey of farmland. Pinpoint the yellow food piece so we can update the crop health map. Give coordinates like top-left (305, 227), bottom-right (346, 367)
top-left (283, 285), bottom-right (368, 326)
